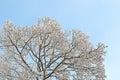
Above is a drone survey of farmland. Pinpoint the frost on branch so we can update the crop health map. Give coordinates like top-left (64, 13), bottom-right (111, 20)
top-left (0, 17), bottom-right (106, 80)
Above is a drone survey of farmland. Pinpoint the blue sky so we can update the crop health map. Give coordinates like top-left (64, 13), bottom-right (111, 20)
top-left (0, 0), bottom-right (120, 80)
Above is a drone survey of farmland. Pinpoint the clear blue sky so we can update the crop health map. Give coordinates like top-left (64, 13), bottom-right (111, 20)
top-left (0, 0), bottom-right (120, 80)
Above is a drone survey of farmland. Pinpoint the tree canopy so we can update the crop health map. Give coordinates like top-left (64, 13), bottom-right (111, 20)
top-left (0, 17), bottom-right (106, 80)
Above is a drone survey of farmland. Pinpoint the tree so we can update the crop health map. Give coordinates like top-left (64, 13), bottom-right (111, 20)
top-left (0, 17), bottom-right (106, 80)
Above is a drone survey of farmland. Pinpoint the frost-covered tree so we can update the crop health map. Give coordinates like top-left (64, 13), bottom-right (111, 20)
top-left (0, 17), bottom-right (106, 80)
